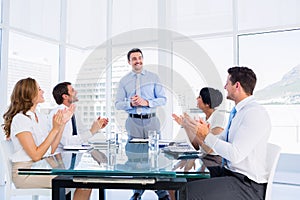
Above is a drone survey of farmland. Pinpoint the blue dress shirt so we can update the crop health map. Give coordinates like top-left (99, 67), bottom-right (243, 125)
top-left (115, 70), bottom-right (166, 114)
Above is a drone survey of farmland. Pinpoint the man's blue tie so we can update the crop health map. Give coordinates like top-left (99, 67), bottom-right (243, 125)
top-left (222, 107), bottom-right (237, 167)
top-left (135, 73), bottom-right (142, 115)
top-left (226, 107), bottom-right (237, 142)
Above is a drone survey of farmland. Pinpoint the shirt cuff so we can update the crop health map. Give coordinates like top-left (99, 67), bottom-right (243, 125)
top-left (80, 131), bottom-right (93, 143)
top-left (148, 100), bottom-right (152, 107)
top-left (204, 132), bottom-right (218, 148)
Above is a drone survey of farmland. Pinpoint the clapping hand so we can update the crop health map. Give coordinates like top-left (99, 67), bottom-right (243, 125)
top-left (97, 117), bottom-right (109, 129)
top-left (52, 104), bottom-right (75, 131)
top-left (61, 104), bottom-right (76, 123)
top-left (52, 110), bottom-right (65, 131)
top-left (90, 116), bottom-right (109, 134)
top-left (172, 113), bottom-right (183, 125)
top-left (172, 112), bottom-right (210, 150)
top-left (195, 118), bottom-right (210, 141)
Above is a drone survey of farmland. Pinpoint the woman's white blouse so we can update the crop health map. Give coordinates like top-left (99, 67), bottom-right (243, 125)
top-left (10, 110), bottom-right (51, 162)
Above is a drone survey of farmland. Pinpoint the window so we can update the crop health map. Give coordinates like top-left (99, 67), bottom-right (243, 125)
top-left (0, 30), bottom-right (2, 62)
top-left (66, 48), bottom-right (92, 84)
top-left (170, 0), bottom-right (233, 36)
top-left (239, 30), bottom-right (300, 153)
top-left (238, 0), bottom-right (300, 31)
top-left (66, 0), bottom-right (107, 48)
top-left (10, 0), bottom-right (60, 40)
top-left (112, 0), bottom-right (158, 38)
top-left (8, 32), bottom-right (59, 109)
top-left (0, 0), bottom-right (2, 23)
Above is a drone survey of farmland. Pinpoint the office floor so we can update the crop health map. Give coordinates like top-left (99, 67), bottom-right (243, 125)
top-left (8, 184), bottom-right (300, 200)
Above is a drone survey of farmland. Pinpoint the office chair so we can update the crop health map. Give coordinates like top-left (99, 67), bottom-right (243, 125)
top-left (0, 139), bottom-right (51, 200)
top-left (265, 143), bottom-right (281, 200)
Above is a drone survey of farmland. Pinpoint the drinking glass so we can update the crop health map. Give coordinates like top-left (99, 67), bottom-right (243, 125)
top-left (148, 130), bottom-right (159, 152)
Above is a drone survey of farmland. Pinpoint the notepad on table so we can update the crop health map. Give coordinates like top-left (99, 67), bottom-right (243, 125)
top-left (129, 138), bottom-right (149, 143)
top-left (63, 144), bottom-right (92, 150)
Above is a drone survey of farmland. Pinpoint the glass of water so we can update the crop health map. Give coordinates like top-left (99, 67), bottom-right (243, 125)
top-left (148, 130), bottom-right (159, 152)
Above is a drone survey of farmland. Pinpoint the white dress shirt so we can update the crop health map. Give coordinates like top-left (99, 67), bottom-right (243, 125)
top-left (10, 111), bottom-right (51, 162)
top-left (49, 104), bottom-right (93, 152)
top-left (205, 96), bottom-right (271, 183)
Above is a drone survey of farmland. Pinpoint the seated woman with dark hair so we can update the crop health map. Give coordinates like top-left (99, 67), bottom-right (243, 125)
top-left (172, 87), bottom-right (226, 157)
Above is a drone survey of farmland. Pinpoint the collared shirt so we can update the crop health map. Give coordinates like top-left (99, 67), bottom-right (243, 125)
top-left (49, 104), bottom-right (93, 152)
top-left (115, 69), bottom-right (167, 114)
top-left (205, 96), bottom-right (271, 183)
top-left (10, 110), bottom-right (51, 162)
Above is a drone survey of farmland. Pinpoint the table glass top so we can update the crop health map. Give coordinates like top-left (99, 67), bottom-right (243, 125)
top-left (18, 142), bottom-right (218, 179)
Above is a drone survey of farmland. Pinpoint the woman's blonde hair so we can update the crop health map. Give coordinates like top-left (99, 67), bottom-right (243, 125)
top-left (2, 78), bottom-right (38, 138)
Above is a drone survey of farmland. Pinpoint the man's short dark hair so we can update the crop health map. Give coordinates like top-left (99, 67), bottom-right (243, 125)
top-left (228, 66), bottom-right (257, 95)
top-left (52, 82), bottom-right (71, 104)
top-left (127, 48), bottom-right (143, 61)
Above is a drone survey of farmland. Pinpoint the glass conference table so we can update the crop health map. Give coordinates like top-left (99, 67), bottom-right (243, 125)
top-left (18, 142), bottom-right (217, 200)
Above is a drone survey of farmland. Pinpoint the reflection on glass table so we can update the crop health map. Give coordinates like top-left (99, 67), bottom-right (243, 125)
top-left (18, 142), bottom-right (211, 179)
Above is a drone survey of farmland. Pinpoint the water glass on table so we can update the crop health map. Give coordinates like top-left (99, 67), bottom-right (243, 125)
top-left (148, 130), bottom-right (159, 152)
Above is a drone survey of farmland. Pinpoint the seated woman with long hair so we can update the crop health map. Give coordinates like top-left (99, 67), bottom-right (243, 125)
top-left (2, 77), bottom-right (91, 200)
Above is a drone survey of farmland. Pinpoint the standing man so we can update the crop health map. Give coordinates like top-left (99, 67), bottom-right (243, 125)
top-left (115, 48), bottom-right (167, 139)
top-left (115, 48), bottom-right (169, 200)
top-left (183, 66), bottom-right (271, 200)
top-left (50, 82), bottom-right (108, 152)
